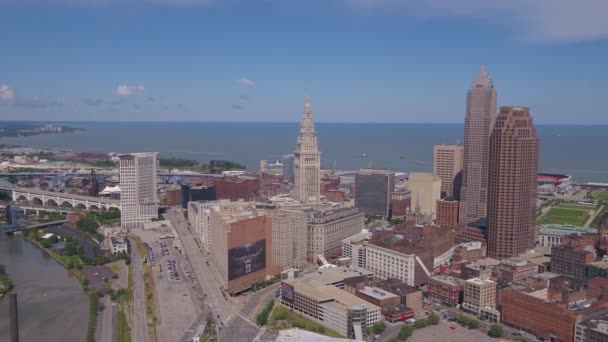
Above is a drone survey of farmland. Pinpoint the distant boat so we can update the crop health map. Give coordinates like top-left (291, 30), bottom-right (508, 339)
top-left (415, 160), bottom-right (428, 164)
top-left (400, 154), bottom-right (407, 159)
top-left (352, 153), bottom-right (368, 157)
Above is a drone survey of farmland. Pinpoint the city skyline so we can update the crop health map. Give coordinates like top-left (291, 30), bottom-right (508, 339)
top-left (0, 1), bottom-right (607, 124)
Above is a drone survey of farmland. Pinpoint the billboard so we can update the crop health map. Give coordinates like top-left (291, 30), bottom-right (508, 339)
top-left (228, 239), bottom-right (266, 281)
top-left (281, 282), bottom-right (295, 302)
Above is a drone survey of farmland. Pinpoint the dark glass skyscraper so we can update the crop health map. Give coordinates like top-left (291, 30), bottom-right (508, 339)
top-left (459, 65), bottom-right (497, 226)
top-left (487, 107), bottom-right (539, 258)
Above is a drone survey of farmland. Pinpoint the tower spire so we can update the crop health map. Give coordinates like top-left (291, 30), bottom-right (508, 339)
top-left (472, 65), bottom-right (493, 88)
top-left (300, 96), bottom-right (314, 134)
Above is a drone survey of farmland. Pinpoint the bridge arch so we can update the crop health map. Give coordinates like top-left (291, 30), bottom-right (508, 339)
top-left (59, 201), bottom-right (74, 208)
top-left (15, 195), bottom-right (28, 202)
top-left (32, 197), bottom-right (43, 206)
top-left (75, 203), bottom-right (87, 210)
top-left (88, 204), bottom-right (100, 211)
top-left (46, 199), bottom-right (59, 207)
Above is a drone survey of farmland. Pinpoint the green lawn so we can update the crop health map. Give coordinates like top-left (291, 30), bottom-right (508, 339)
top-left (556, 203), bottom-right (595, 211)
top-left (537, 207), bottom-right (589, 226)
top-left (590, 190), bottom-right (608, 201)
top-left (270, 305), bottom-right (344, 339)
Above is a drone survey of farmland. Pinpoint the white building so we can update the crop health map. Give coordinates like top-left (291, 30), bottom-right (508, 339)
top-left (294, 97), bottom-right (321, 203)
top-left (365, 244), bottom-right (423, 287)
top-left (341, 230), bottom-right (372, 268)
top-left (110, 237), bottom-right (128, 254)
top-left (119, 152), bottom-right (158, 230)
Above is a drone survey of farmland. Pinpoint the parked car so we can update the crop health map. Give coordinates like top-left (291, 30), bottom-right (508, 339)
top-left (405, 318), bottom-right (416, 324)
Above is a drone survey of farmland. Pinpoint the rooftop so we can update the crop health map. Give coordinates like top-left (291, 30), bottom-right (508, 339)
top-left (376, 278), bottom-right (421, 295)
top-left (358, 286), bottom-right (399, 301)
top-left (430, 275), bottom-right (465, 286)
top-left (466, 277), bottom-right (495, 286)
top-left (530, 272), bottom-right (561, 281)
top-left (342, 230), bottom-right (372, 245)
top-left (539, 224), bottom-right (597, 236)
top-left (301, 266), bottom-right (373, 286)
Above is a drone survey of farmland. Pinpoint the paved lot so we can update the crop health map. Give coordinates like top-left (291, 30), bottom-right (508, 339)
top-left (409, 321), bottom-right (491, 342)
top-left (137, 229), bottom-right (199, 342)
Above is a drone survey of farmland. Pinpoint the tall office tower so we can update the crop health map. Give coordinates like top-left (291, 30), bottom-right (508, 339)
top-left (433, 144), bottom-right (464, 198)
top-left (294, 97), bottom-right (321, 203)
top-left (459, 65), bottom-right (497, 226)
top-left (355, 169), bottom-right (395, 217)
top-left (88, 168), bottom-right (100, 197)
top-left (282, 154), bottom-right (295, 184)
top-left (119, 152), bottom-right (158, 230)
top-left (487, 107), bottom-right (538, 259)
top-left (267, 209), bottom-right (308, 271)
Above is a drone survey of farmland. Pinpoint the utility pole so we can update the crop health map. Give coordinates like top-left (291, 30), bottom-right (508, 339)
top-left (9, 292), bottom-right (19, 342)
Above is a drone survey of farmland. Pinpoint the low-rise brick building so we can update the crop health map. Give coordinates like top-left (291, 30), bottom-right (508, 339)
top-left (426, 275), bottom-right (465, 306)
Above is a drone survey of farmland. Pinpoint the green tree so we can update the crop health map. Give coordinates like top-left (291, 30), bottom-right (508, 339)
top-left (488, 324), bottom-right (504, 338)
top-left (428, 312), bottom-right (440, 325)
top-left (371, 321), bottom-right (387, 334)
top-left (468, 319), bottom-right (480, 329)
top-left (397, 325), bottom-right (414, 340)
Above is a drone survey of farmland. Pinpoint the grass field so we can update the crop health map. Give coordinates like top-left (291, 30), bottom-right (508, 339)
top-left (590, 190), bottom-right (608, 201)
top-left (270, 305), bottom-right (344, 338)
top-left (537, 206), bottom-right (590, 226)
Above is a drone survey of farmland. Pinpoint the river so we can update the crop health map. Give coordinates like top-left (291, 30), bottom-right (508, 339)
top-left (0, 235), bottom-right (88, 342)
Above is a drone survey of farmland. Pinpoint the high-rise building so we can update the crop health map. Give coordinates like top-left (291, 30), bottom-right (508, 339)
top-left (459, 65), bottom-right (497, 226)
top-left (462, 277), bottom-right (499, 322)
top-left (282, 154), bottom-right (295, 184)
top-left (119, 152), bottom-right (158, 230)
top-left (266, 208), bottom-right (308, 272)
top-left (88, 169), bottom-right (100, 197)
top-left (354, 169), bottom-right (395, 217)
top-left (436, 197), bottom-right (459, 229)
top-left (294, 97), bottom-right (321, 203)
top-left (433, 144), bottom-right (464, 198)
top-left (408, 172), bottom-right (441, 220)
top-left (487, 107), bottom-right (539, 258)
top-left (306, 207), bottom-right (365, 260)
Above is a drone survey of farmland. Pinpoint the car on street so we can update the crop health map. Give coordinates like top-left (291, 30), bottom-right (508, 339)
top-left (405, 318), bottom-right (416, 324)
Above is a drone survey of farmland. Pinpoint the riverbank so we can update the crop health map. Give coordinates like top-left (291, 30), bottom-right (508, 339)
top-left (0, 263), bottom-right (13, 298)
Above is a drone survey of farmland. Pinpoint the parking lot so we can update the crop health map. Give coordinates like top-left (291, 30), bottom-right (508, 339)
top-left (410, 321), bottom-right (491, 342)
top-left (135, 229), bottom-right (199, 342)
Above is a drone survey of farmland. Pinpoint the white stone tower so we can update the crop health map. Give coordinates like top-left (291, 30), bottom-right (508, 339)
top-left (294, 96), bottom-right (321, 203)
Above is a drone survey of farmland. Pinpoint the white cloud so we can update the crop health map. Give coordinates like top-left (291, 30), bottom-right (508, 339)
top-left (116, 84), bottom-right (144, 96)
top-left (237, 77), bottom-right (255, 87)
top-left (346, 0), bottom-right (608, 42)
top-left (0, 84), bottom-right (15, 102)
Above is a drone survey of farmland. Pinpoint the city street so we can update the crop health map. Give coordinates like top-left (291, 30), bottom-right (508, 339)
top-left (241, 283), bottom-right (280, 320)
top-left (95, 297), bottom-right (116, 342)
top-left (167, 208), bottom-right (260, 342)
top-left (130, 239), bottom-right (148, 342)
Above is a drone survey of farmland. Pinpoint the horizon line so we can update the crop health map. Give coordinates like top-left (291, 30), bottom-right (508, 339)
top-left (0, 119), bottom-right (606, 126)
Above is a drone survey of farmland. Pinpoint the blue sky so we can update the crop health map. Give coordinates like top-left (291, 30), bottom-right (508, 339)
top-left (0, 0), bottom-right (607, 124)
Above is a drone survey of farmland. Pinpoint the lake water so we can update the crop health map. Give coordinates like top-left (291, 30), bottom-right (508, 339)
top-left (0, 236), bottom-right (88, 342)
top-left (1, 122), bottom-right (607, 183)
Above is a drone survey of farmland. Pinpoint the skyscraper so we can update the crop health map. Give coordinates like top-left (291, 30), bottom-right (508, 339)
top-left (294, 97), bottom-right (321, 203)
top-left (433, 144), bottom-right (464, 198)
top-left (459, 65), bottom-right (497, 226)
top-left (355, 169), bottom-right (395, 217)
top-left (408, 172), bottom-right (442, 220)
top-left (282, 154), bottom-right (295, 184)
top-left (487, 107), bottom-right (539, 259)
top-left (119, 152), bottom-right (158, 230)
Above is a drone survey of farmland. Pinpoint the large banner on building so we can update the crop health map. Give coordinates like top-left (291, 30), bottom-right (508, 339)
top-left (281, 282), bottom-right (295, 302)
top-left (228, 239), bottom-right (266, 281)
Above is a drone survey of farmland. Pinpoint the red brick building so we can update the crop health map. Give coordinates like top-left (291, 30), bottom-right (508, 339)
top-left (436, 198), bottom-right (459, 228)
top-left (426, 275), bottom-right (465, 306)
top-left (391, 189), bottom-right (411, 218)
top-left (215, 176), bottom-right (260, 201)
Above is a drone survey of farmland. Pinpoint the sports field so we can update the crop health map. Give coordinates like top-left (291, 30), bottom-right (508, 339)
top-left (537, 202), bottom-right (593, 226)
top-left (590, 190), bottom-right (608, 201)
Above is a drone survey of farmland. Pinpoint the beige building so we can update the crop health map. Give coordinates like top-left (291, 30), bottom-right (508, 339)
top-left (119, 152), bottom-right (158, 231)
top-left (266, 208), bottom-right (308, 271)
top-left (408, 172), bottom-right (441, 219)
top-left (306, 207), bottom-right (365, 260)
top-left (294, 97), bottom-right (321, 203)
top-left (188, 200), bottom-right (247, 253)
top-left (208, 202), bottom-right (274, 294)
top-left (462, 276), bottom-right (500, 322)
top-left (281, 273), bottom-right (381, 339)
top-left (433, 144), bottom-right (464, 198)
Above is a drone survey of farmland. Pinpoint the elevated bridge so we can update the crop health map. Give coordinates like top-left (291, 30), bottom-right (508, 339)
top-left (0, 178), bottom-right (120, 211)
top-left (0, 219), bottom-right (67, 234)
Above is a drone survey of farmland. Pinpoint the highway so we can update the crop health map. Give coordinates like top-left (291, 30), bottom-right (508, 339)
top-left (167, 208), bottom-right (260, 342)
top-left (241, 283), bottom-right (280, 320)
top-left (130, 239), bottom-right (148, 342)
